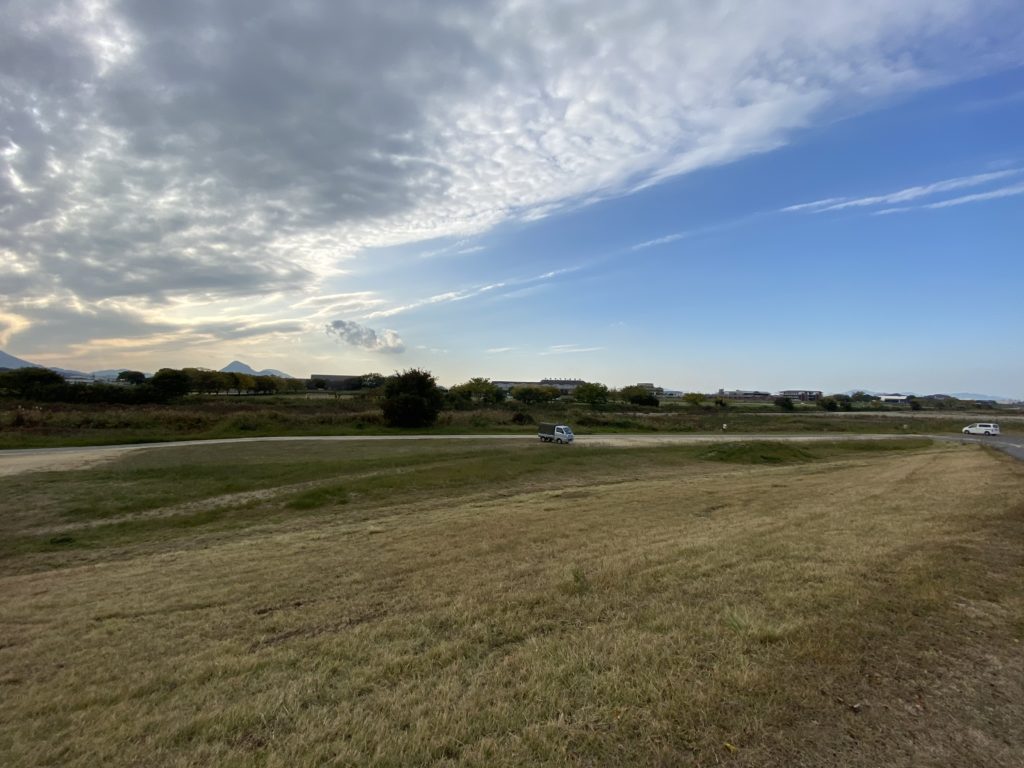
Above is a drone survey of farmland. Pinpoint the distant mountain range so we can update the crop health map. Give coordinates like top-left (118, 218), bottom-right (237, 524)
top-left (0, 351), bottom-right (293, 380)
top-left (0, 350), bottom-right (42, 370)
top-left (220, 360), bottom-right (293, 378)
top-left (843, 389), bottom-right (1019, 403)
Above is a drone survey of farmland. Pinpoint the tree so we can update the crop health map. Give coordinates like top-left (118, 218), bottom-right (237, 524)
top-left (382, 369), bottom-right (443, 428)
top-left (449, 377), bottom-right (504, 405)
top-left (774, 396), bottom-right (795, 411)
top-left (362, 372), bottom-right (385, 390)
top-left (619, 385), bottom-right (659, 407)
top-left (908, 396), bottom-right (922, 411)
top-left (573, 382), bottom-right (609, 406)
top-left (0, 367), bottom-right (65, 398)
top-left (182, 368), bottom-right (224, 394)
top-left (150, 368), bottom-right (191, 400)
top-left (116, 370), bottom-right (146, 385)
top-left (682, 392), bottom-right (706, 407)
top-left (817, 396), bottom-right (839, 412)
top-left (222, 371), bottom-right (255, 395)
top-left (833, 394), bottom-right (853, 412)
top-left (254, 376), bottom-right (280, 394)
top-left (510, 385), bottom-right (559, 405)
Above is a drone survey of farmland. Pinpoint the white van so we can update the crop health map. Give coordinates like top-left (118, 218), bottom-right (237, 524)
top-left (962, 423), bottom-right (1000, 436)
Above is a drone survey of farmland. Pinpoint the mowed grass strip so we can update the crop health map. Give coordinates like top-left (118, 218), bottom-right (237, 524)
top-left (0, 441), bottom-right (1021, 766)
top-left (0, 438), bottom-right (930, 569)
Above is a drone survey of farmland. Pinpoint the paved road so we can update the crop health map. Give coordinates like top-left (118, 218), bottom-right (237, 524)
top-left (1, 432), bottom-right (1021, 476)
top-left (937, 434), bottom-right (1024, 462)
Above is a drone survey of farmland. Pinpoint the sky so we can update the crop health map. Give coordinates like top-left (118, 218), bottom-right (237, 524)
top-left (2, 0), bottom-right (1023, 396)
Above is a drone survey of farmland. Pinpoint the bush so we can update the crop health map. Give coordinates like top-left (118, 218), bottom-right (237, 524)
top-left (774, 396), bottom-right (795, 411)
top-left (510, 411), bottom-right (534, 425)
top-left (381, 369), bottom-right (443, 428)
top-left (0, 367), bottom-right (65, 398)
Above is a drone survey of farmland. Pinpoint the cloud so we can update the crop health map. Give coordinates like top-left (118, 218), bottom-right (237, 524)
top-left (540, 344), bottom-right (604, 355)
top-left (485, 346), bottom-right (516, 354)
top-left (2, 0), bottom-right (1021, 359)
top-left (782, 169), bottom-right (1021, 213)
top-left (325, 320), bottom-right (405, 354)
top-left (365, 267), bottom-right (576, 319)
top-left (959, 88), bottom-right (1024, 112)
top-left (630, 232), bottom-right (689, 251)
top-left (364, 283), bottom-right (507, 320)
top-left (875, 180), bottom-right (1024, 214)
top-left (0, 311), bottom-right (31, 347)
top-left (293, 292), bottom-right (385, 319)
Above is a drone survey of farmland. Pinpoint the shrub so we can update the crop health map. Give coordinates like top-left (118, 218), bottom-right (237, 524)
top-left (382, 369), bottom-right (443, 428)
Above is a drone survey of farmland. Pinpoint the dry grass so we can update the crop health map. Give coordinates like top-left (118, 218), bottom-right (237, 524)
top-left (0, 440), bottom-right (1022, 766)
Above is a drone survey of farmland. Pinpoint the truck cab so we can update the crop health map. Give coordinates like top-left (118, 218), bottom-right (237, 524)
top-left (538, 423), bottom-right (574, 444)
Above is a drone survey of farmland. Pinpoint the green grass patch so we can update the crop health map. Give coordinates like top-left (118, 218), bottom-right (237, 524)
top-left (1, 396), bottom-right (1020, 449)
top-left (0, 438), bottom-right (937, 571)
top-left (286, 484), bottom-right (349, 510)
top-left (697, 441), bottom-right (815, 463)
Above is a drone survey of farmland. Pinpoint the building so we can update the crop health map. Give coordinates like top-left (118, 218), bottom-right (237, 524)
top-left (493, 378), bottom-right (586, 394)
top-left (878, 394), bottom-right (909, 403)
top-left (777, 389), bottom-right (822, 402)
top-left (492, 380), bottom-right (534, 393)
top-left (718, 389), bottom-right (773, 401)
top-left (539, 378), bottom-right (586, 394)
top-left (633, 382), bottom-right (666, 395)
top-left (61, 373), bottom-right (98, 385)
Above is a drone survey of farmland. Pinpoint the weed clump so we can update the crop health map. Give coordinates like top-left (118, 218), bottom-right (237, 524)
top-left (563, 564), bottom-right (592, 595)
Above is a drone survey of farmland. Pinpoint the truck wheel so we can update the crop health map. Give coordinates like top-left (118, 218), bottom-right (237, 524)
top-left (556, 438), bottom-right (563, 444)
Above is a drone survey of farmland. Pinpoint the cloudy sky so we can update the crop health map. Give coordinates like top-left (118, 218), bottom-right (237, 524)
top-left (2, 0), bottom-right (1023, 395)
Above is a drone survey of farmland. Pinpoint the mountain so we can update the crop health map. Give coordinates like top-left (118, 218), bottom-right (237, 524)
top-left (842, 389), bottom-right (920, 396)
top-left (0, 350), bottom-right (42, 370)
top-left (220, 360), bottom-right (293, 378)
top-left (843, 388), bottom-right (1017, 403)
top-left (50, 366), bottom-right (91, 378)
top-left (950, 392), bottom-right (1017, 403)
top-left (2, 351), bottom-right (294, 379)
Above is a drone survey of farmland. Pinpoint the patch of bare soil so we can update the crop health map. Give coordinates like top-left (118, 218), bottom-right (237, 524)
top-left (0, 447), bottom-right (137, 476)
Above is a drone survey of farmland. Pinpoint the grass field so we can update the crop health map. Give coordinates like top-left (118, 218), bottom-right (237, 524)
top-left (1, 396), bottom-right (1020, 448)
top-left (1, 439), bottom-right (1022, 766)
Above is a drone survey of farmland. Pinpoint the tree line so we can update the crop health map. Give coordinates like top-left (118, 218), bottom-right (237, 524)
top-left (3, 366), bottom-right (958, 426)
top-left (0, 367), bottom-right (305, 404)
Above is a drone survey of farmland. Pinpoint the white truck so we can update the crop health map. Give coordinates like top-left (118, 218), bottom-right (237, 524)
top-left (538, 423), bottom-right (574, 444)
